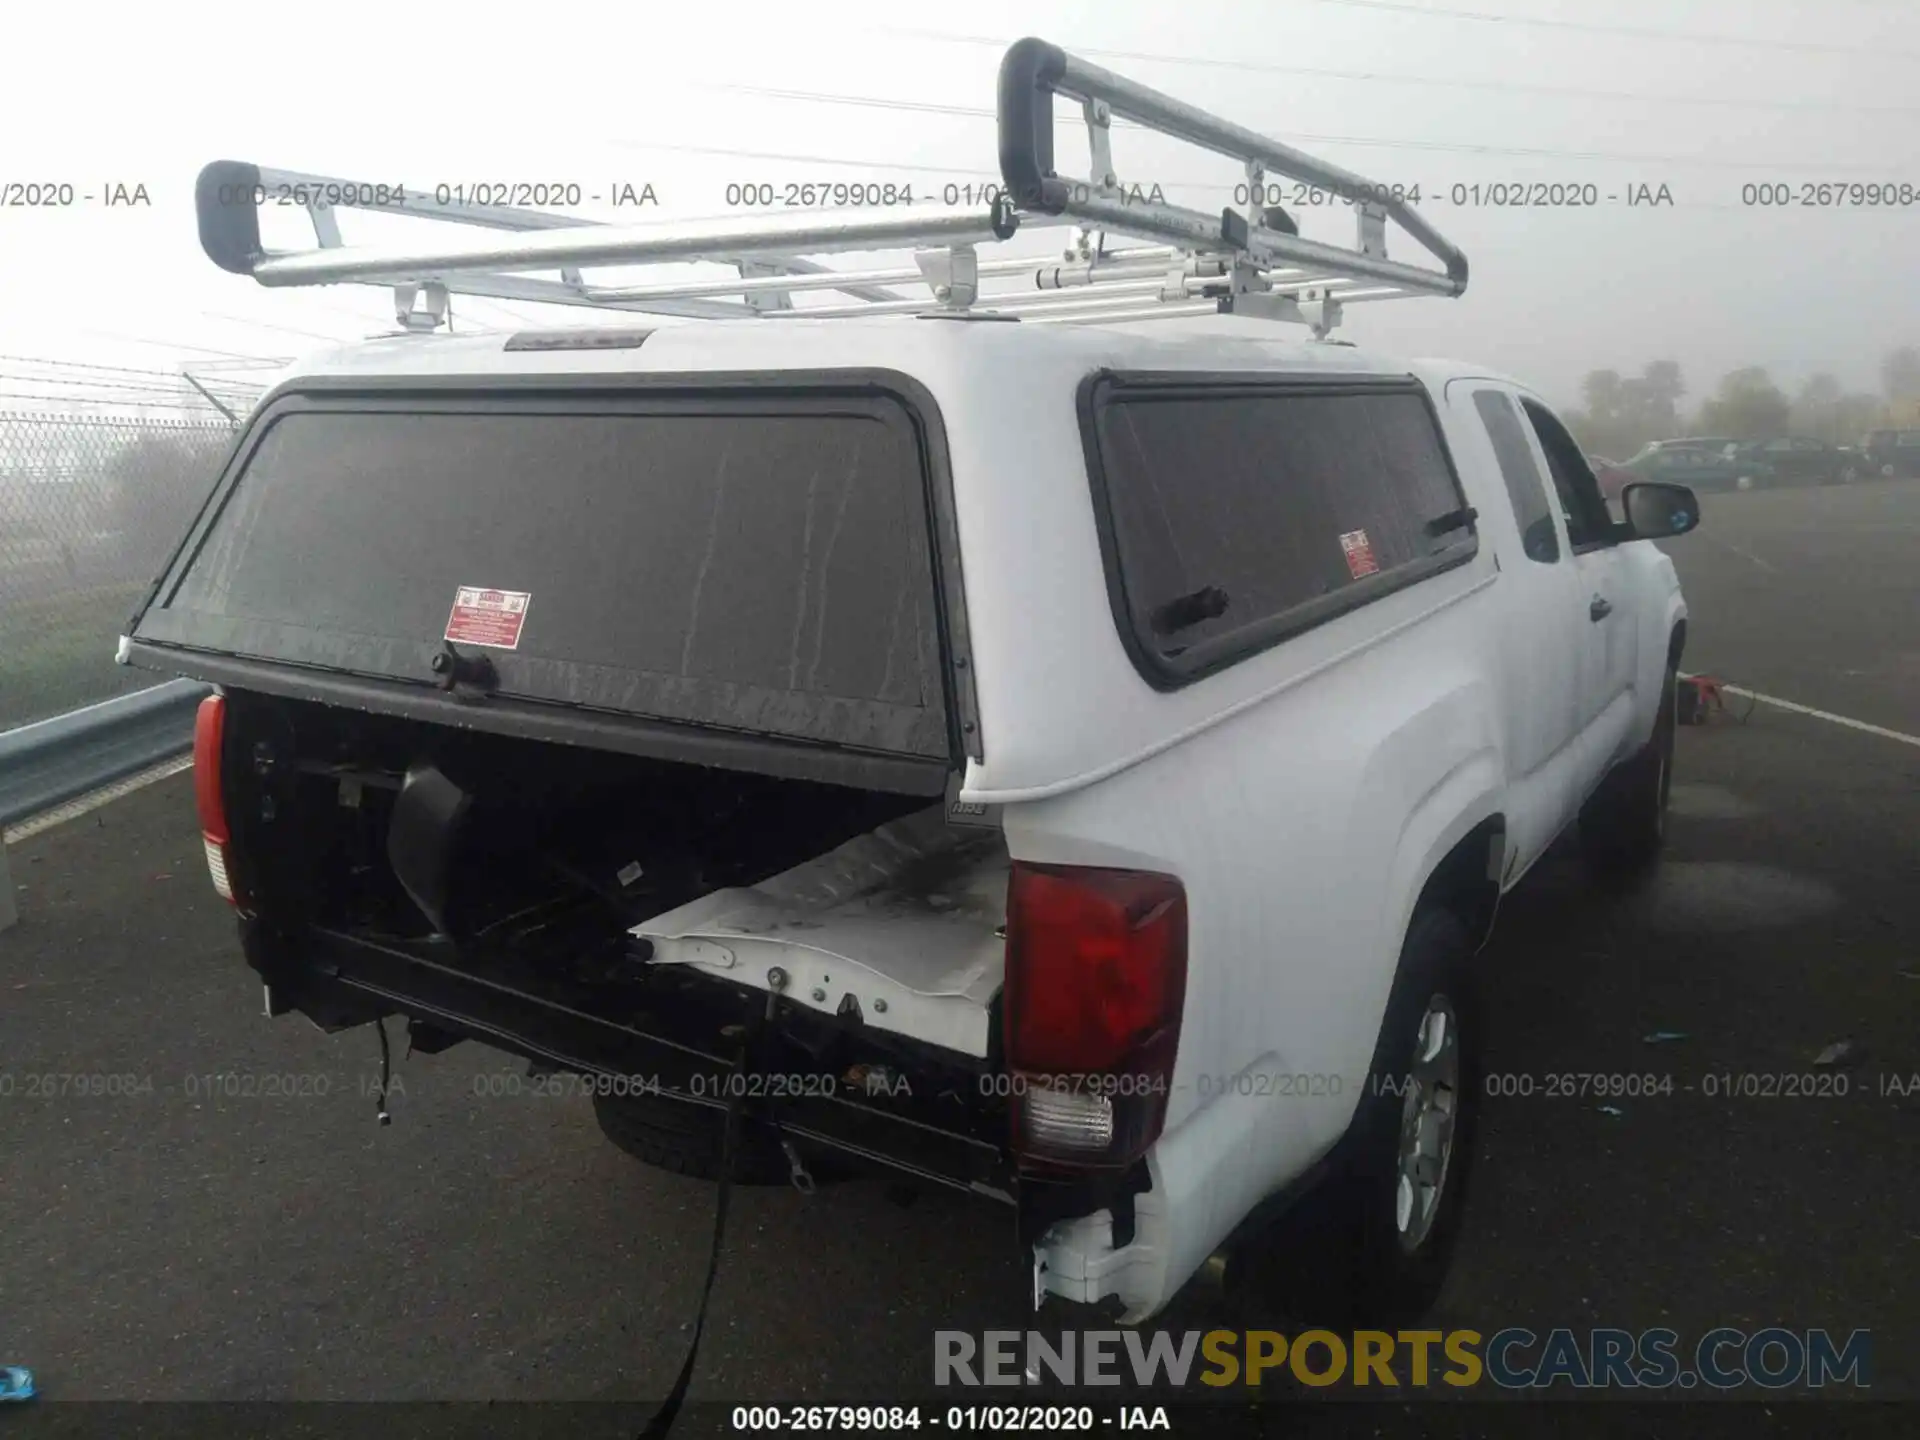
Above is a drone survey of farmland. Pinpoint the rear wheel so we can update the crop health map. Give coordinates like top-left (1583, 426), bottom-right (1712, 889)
top-left (1579, 665), bottom-right (1677, 875)
top-left (1251, 909), bottom-right (1481, 1326)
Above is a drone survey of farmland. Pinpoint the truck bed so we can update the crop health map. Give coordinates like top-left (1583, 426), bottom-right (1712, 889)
top-left (634, 805), bottom-right (1009, 1058)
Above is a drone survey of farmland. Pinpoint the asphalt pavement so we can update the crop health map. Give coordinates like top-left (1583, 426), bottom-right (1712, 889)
top-left (1, 478), bottom-right (1915, 1435)
top-left (1655, 476), bottom-right (1919, 734)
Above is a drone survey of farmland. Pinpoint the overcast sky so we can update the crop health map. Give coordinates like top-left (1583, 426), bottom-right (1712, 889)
top-left (3, 0), bottom-right (1915, 411)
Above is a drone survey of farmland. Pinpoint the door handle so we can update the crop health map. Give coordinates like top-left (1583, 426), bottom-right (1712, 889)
top-left (1589, 595), bottom-right (1613, 622)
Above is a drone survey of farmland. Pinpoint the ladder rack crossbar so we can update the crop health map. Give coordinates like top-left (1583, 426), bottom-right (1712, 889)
top-left (191, 38), bottom-right (1468, 338)
top-left (216, 165), bottom-right (920, 313)
top-left (588, 246), bottom-right (1178, 303)
top-left (996, 40), bottom-right (1466, 295)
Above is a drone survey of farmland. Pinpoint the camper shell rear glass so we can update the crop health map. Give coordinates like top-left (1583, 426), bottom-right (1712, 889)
top-left (130, 379), bottom-right (964, 772)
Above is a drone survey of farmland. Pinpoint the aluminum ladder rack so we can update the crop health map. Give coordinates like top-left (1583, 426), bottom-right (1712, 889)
top-left (193, 37), bottom-right (1468, 338)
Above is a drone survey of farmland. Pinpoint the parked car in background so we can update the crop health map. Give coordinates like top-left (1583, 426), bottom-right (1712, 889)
top-left (1587, 454), bottom-right (1640, 509)
top-left (1732, 435), bottom-right (1852, 485)
top-left (1621, 441), bottom-right (1774, 492)
top-left (1640, 437), bottom-right (1736, 457)
top-left (1862, 429), bottom-right (1920, 478)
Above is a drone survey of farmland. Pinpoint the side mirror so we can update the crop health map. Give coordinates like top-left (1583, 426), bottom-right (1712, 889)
top-left (1622, 481), bottom-right (1700, 539)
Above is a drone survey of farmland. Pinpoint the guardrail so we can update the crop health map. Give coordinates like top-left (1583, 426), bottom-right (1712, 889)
top-left (0, 678), bottom-right (209, 933)
top-left (0, 679), bottom-right (207, 831)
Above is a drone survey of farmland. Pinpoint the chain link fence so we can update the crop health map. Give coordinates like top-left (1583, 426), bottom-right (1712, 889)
top-left (2, 410), bottom-right (242, 732)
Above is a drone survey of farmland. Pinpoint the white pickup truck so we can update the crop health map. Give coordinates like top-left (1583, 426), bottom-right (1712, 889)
top-left (128, 38), bottom-right (1699, 1342)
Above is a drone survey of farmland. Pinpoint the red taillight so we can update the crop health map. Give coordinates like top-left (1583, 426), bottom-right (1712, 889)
top-left (1003, 862), bottom-right (1187, 1169)
top-left (193, 695), bottom-right (239, 906)
top-left (193, 695), bottom-right (228, 841)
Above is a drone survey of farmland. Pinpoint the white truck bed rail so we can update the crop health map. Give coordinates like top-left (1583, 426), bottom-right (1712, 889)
top-left (193, 37), bottom-right (1468, 338)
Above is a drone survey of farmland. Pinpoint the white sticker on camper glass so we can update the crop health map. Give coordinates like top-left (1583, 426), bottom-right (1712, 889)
top-left (444, 586), bottom-right (532, 650)
top-left (1339, 529), bottom-right (1380, 580)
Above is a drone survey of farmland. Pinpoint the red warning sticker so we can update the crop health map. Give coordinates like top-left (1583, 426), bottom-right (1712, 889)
top-left (1339, 529), bottom-right (1380, 580)
top-left (444, 586), bottom-right (531, 650)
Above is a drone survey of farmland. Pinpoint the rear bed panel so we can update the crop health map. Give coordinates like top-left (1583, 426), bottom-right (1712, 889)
top-left (635, 804), bottom-right (1009, 1057)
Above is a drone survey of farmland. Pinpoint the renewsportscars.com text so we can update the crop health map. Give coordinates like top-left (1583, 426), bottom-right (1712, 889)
top-left (934, 1327), bottom-right (1871, 1391)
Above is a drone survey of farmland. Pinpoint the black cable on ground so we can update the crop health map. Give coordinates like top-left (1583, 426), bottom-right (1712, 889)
top-left (372, 1018), bottom-right (393, 1125)
top-left (360, 988), bottom-right (765, 1437)
top-left (639, 1028), bottom-right (755, 1439)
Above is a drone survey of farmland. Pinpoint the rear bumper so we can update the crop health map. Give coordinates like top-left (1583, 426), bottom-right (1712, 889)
top-left (254, 919), bottom-right (1020, 1203)
top-left (243, 920), bottom-right (1230, 1324)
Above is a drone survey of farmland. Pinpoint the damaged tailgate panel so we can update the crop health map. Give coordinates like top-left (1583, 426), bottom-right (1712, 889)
top-left (634, 805), bottom-right (1008, 1058)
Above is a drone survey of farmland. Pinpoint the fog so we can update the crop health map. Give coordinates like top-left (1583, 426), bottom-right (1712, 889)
top-left (4, 3), bottom-right (1920, 1418)
top-left (1, 0), bottom-right (1915, 412)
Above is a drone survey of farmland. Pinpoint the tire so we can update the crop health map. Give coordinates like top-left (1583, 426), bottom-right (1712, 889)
top-left (1250, 909), bottom-right (1481, 1327)
top-left (1578, 665), bottom-right (1677, 876)
top-left (592, 1089), bottom-right (808, 1186)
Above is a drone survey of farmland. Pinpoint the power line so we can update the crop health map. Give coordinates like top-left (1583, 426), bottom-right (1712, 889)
top-left (72, 328), bottom-right (290, 364)
top-left (0, 354), bottom-right (206, 380)
top-left (455, 298), bottom-right (550, 328)
top-left (485, 302), bottom-right (555, 326)
top-left (178, 356), bottom-right (288, 372)
top-left (611, 139), bottom-right (1014, 182)
top-left (855, 29), bottom-right (1920, 115)
top-left (875, 12), bottom-right (1918, 63)
top-left (0, 396), bottom-right (257, 414)
top-left (198, 311), bottom-right (363, 345)
top-left (615, 135), bottom-right (1786, 214)
top-left (0, 373), bottom-right (258, 401)
top-left (1284, 0), bottom-right (1919, 60)
top-left (0, 364), bottom-right (258, 390)
top-left (0, 355), bottom-right (265, 392)
top-left (653, 90), bottom-right (1920, 176)
top-left (0, 391), bottom-right (240, 412)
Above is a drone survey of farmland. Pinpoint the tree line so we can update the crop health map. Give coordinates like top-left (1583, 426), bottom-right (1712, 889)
top-left (1563, 346), bottom-right (1920, 460)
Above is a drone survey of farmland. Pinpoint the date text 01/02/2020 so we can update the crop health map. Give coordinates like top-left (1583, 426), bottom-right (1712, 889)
top-left (1164, 1071), bottom-right (1678, 1100)
top-left (727, 1405), bottom-right (1172, 1432)
top-left (1227, 181), bottom-right (1675, 207)
top-left (1, 180), bottom-right (150, 206)
top-left (200, 180), bottom-right (662, 209)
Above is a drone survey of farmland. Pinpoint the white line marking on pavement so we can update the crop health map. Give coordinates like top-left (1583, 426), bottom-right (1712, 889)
top-left (1681, 674), bottom-right (1920, 750)
top-left (1704, 534), bottom-right (1779, 573)
top-left (2, 755), bottom-right (195, 844)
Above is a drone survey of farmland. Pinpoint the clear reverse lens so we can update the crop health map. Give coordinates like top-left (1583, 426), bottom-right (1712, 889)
top-left (1021, 1084), bottom-right (1115, 1153)
top-left (203, 837), bottom-right (234, 902)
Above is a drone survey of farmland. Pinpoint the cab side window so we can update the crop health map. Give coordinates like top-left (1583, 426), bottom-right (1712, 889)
top-left (1521, 399), bottom-right (1614, 550)
top-left (1471, 389), bottom-right (1560, 563)
top-left (1084, 377), bottom-right (1479, 686)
